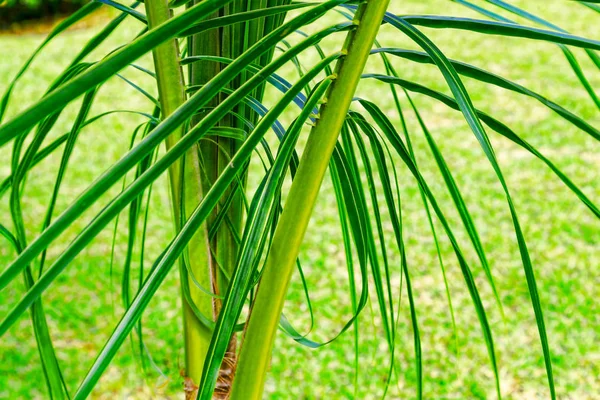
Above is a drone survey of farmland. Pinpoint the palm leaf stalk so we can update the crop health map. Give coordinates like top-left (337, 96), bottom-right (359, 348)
top-left (229, 1), bottom-right (391, 398)
top-left (143, 0), bottom-right (215, 394)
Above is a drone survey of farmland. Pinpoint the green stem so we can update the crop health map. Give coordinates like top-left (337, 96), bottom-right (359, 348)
top-left (230, 1), bottom-right (391, 398)
top-left (144, 0), bottom-right (213, 391)
top-left (186, 3), bottom-right (295, 396)
top-left (187, 3), bottom-right (243, 396)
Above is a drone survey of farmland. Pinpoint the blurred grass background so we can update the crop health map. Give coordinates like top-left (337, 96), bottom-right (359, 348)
top-left (0, 1), bottom-right (598, 398)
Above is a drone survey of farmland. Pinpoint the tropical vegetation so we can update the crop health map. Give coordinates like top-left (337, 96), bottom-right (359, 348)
top-left (1, 0), bottom-right (599, 398)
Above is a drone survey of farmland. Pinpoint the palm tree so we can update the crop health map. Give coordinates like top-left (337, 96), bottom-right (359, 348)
top-left (0, 0), bottom-right (598, 398)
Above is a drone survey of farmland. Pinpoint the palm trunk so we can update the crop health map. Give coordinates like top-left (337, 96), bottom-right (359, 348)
top-left (187, 5), bottom-right (241, 397)
top-left (146, 1), bottom-right (293, 397)
top-left (185, 2), bottom-right (292, 397)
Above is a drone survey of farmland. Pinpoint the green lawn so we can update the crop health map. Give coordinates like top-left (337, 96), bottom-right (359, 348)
top-left (1, 1), bottom-right (599, 399)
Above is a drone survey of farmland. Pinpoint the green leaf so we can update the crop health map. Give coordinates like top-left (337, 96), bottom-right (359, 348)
top-left (0, 0), bottom-right (233, 146)
top-left (382, 13), bottom-right (556, 398)
top-left (363, 74), bottom-right (600, 220)
top-left (0, 13), bottom-right (350, 305)
top-left (362, 99), bottom-right (500, 400)
top-left (372, 48), bottom-right (600, 141)
top-left (400, 15), bottom-right (600, 50)
top-left (0, 1), bottom-right (103, 123)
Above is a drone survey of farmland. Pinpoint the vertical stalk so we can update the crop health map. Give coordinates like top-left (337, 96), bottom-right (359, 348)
top-left (230, 1), bottom-right (391, 399)
top-left (144, 0), bottom-right (213, 396)
top-left (147, 1), bottom-right (296, 398)
top-left (187, 1), bottom-right (253, 396)
top-left (188, 5), bottom-right (240, 397)
top-left (187, 2), bottom-right (294, 396)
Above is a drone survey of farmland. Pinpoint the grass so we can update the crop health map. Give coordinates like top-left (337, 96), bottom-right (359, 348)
top-left (1, 1), bottom-right (599, 398)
